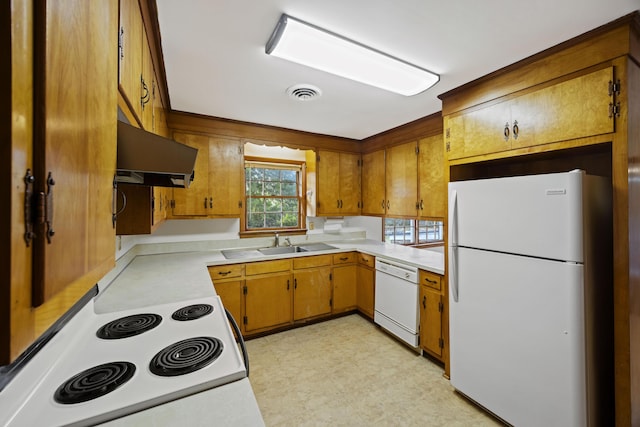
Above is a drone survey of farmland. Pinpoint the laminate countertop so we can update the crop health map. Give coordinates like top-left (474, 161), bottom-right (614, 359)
top-left (92, 238), bottom-right (444, 426)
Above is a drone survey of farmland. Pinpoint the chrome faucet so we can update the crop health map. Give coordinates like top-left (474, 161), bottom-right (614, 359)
top-left (274, 232), bottom-right (280, 247)
top-left (284, 237), bottom-right (292, 247)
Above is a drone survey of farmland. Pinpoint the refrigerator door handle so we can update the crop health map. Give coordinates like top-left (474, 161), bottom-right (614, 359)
top-left (448, 188), bottom-right (459, 302)
top-left (450, 245), bottom-right (459, 302)
top-left (448, 189), bottom-right (458, 246)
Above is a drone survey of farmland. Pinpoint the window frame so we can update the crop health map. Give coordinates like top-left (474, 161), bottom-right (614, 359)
top-left (383, 217), bottom-right (444, 247)
top-left (241, 156), bottom-right (307, 235)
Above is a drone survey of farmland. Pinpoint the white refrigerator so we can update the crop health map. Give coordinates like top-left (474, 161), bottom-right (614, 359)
top-left (448, 170), bottom-right (612, 426)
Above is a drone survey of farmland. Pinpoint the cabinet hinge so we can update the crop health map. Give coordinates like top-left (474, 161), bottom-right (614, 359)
top-left (439, 338), bottom-right (444, 349)
top-left (445, 141), bottom-right (451, 152)
top-left (329, 273), bottom-right (332, 281)
top-left (438, 301), bottom-right (443, 313)
top-left (118, 26), bottom-right (124, 61)
top-left (609, 102), bottom-right (621, 118)
top-left (238, 200), bottom-right (243, 208)
top-left (329, 298), bottom-right (332, 307)
top-left (316, 154), bottom-right (320, 162)
top-left (445, 128), bottom-right (450, 138)
top-left (23, 169), bottom-right (35, 246)
top-left (608, 79), bottom-right (621, 96)
top-left (243, 316), bottom-right (247, 325)
top-left (238, 146), bottom-right (243, 155)
top-left (36, 172), bottom-right (56, 244)
top-left (170, 199), bottom-right (175, 209)
top-left (415, 145), bottom-right (419, 155)
top-left (243, 286), bottom-right (247, 295)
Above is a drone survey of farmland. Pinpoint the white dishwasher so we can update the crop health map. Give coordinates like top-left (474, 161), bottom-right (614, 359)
top-left (374, 258), bottom-right (419, 348)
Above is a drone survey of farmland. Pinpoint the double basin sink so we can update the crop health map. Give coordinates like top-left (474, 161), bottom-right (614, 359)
top-left (221, 242), bottom-right (338, 260)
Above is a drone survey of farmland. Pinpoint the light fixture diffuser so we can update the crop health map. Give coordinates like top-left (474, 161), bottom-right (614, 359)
top-left (265, 14), bottom-right (439, 96)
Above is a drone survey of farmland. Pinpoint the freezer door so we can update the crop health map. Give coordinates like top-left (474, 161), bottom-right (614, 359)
top-left (448, 170), bottom-right (584, 262)
top-left (449, 247), bottom-right (586, 427)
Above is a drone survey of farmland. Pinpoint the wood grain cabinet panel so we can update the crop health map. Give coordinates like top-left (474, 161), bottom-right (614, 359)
top-left (445, 67), bottom-right (615, 160)
top-left (361, 149), bottom-right (386, 215)
top-left (420, 283), bottom-right (443, 358)
top-left (212, 279), bottom-right (243, 332)
top-left (418, 134), bottom-right (446, 219)
top-left (317, 150), bottom-right (361, 216)
top-left (118, 0), bottom-right (143, 120)
top-left (356, 264), bottom-right (375, 319)
top-left (385, 141), bottom-right (418, 217)
top-left (172, 132), bottom-right (210, 216)
top-left (293, 269), bottom-right (332, 320)
top-left (32, 0), bottom-right (118, 306)
top-left (244, 272), bottom-right (292, 332)
top-left (332, 264), bottom-right (357, 313)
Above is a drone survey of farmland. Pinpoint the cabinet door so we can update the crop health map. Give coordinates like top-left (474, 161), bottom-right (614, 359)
top-left (339, 152), bottom-right (361, 214)
top-left (140, 30), bottom-right (154, 131)
top-left (420, 285), bottom-right (443, 357)
top-left (317, 150), bottom-right (341, 215)
top-left (214, 280), bottom-right (243, 334)
top-left (172, 132), bottom-right (209, 216)
top-left (510, 66), bottom-right (615, 150)
top-left (208, 137), bottom-right (243, 216)
top-left (446, 101), bottom-right (511, 160)
top-left (333, 264), bottom-right (357, 312)
top-left (244, 273), bottom-right (292, 332)
top-left (32, 0), bottom-right (118, 305)
top-left (293, 269), bottom-right (332, 320)
top-left (418, 134), bottom-right (445, 218)
top-left (118, 0), bottom-right (143, 120)
top-left (385, 141), bottom-right (418, 216)
top-left (361, 150), bottom-right (386, 215)
top-left (356, 265), bottom-right (375, 319)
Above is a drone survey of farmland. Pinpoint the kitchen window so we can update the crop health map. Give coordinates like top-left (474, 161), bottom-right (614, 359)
top-left (384, 218), bottom-right (443, 246)
top-left (244, 160), bottom-right (305, 231)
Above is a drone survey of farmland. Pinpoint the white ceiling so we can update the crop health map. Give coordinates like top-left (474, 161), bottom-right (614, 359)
top-left (155, 0), bottom-right (639, 140)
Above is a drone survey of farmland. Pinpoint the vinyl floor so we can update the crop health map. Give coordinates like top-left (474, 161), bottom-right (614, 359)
top-left (246, 314), bottom-right (502, 426)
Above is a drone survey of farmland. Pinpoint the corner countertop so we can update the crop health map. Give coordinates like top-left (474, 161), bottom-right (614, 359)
top-left (95, 238), bottom-right (444, 314)
top-left (91, 237), bottom-right (443, 426)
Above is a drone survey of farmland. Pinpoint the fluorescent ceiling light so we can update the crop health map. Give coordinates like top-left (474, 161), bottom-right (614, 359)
top-left (265, 14), bottom-right (439, 96)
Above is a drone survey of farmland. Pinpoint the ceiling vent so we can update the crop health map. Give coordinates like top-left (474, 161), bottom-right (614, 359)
top-left (286, 84), bottom-right (321, 101)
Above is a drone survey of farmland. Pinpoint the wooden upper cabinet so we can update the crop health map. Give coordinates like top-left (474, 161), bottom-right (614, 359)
top-left (418, 134), bottom-right (445, 219)
top-left (32, 0), bottom-right (118, 305)
top-left (118, 0), bottom-right (143, 121)
top-left (170, 133), bottom-right (243, 218)
top-left (361, 149), bottom-right (386, 215)
top-left (317, 150), bottom-right (361, 216)
top-left (208, 137), bottom-right (243, 216)
top-left (140, 31), bottom-right (155, 131)
top-left (385, 141), bottom-right (418, 217)
top-left (172, 132), bottom-right (210, 216)
top-left (445, 66), bottom-right (616, 160)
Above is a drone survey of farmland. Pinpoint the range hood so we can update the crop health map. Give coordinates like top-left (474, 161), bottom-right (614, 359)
top-left (116, 120), bottom-right (198, 188)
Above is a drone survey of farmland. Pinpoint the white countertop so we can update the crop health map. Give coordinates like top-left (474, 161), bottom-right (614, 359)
top-left (91, 237), bottom-right (444, 426)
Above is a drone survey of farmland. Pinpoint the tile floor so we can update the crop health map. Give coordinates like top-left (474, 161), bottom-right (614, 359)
top-left (246, 314), bottom-right (502, 426)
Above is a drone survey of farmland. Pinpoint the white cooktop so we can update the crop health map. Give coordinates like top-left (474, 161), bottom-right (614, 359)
top-left (0, 296), bottom-right (246, 427)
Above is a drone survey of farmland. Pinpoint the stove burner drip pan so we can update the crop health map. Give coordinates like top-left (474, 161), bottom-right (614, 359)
top-left (171, 304), bottom-right (213, 321)
top-left (54, 361), bottom-right (136, 404)
top-left (150, 336), bottom-right (223, 377)
top-left (96, 313), bottom-right (162, 339)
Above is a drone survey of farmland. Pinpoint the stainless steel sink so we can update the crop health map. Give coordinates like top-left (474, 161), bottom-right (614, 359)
top-left (220, 249), bottom-right (263, 259)
top-left (258, 246), bottom-right (306, 255)
top-left (296, 242), bottom-right (337, 252)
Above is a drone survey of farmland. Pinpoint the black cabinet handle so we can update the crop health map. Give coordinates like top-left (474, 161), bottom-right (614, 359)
top-left (503, 122), bottom-right (510, 141)
top-left (512, 120), bottom-right (519, 140)
top-left (422, 295), bottom-right (426, 309)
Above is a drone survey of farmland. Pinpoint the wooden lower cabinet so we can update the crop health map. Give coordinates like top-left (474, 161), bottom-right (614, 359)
top-left (209, 252), bottom-right (374, 337)
top-left (419, 270), bottom-right (444, 358)
top-left (333, 264), bottom-right (357, 313)
top-left (356, 254), bottom-right (375, 319)
top-left (293, 268), bottom-right (332, 320)
top-left (244, 272), bottom-right (292, 332)
top-left (212, 280), bottom-right (243, 331)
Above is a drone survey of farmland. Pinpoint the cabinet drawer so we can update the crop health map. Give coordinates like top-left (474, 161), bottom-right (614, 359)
top-left (245, 259), bottom-right (292, 276)
top-left (209, 264), bottom-right (244, 280)
top-left (357, 253), bottom-right (375, 267)
top-left (293, 255), bottom-right (332, 269)
top-left (332, 252), bottom-right (355, 265)
top-left (419, 270), bottom-right (442, 290)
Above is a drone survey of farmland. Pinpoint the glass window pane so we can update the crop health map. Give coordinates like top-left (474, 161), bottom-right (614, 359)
top-left (281, 170), bottom-right (297, 182)
top-left (282, 198), bottom-right (298, 211)
top-left (249, 198), bottom-right (264, 213)
top-left (248, 168), bottom-right (264, 181)
top-left (265, 213), bottom-right (281, 227)
top-left (282, 212), bottom-right (298, 227)
top-left (264, 169), bottom-right (280, 181)
top-left (264, 181), bottom-right (280, 196)
top-left (265, 198), bottom-right (282, 212)
top-left (248, 181), bottom-right (263, 196)
top-left (281, 182), bottom-right (297, 196)
top-left (248, 213), bottom-right (264, 228)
